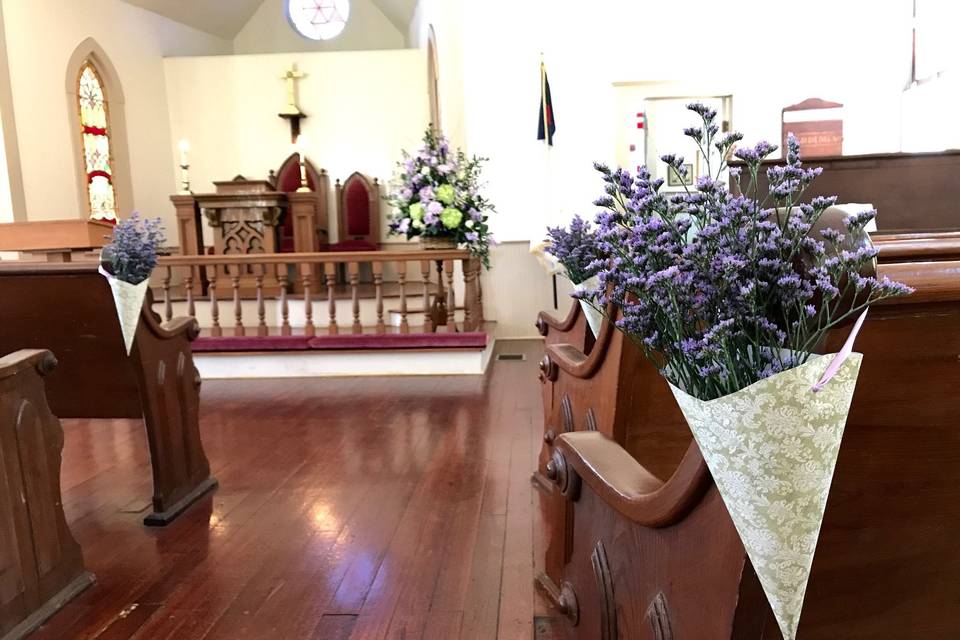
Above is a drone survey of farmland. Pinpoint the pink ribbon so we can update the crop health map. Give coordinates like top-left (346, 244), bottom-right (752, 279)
top-left (812, 309), bottom-right (869, 393)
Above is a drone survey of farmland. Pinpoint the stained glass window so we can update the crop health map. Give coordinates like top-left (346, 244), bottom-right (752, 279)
top-left (287, 0), bottom-right (350, 41)
top-left (77, 63), bottom-right (117, 222)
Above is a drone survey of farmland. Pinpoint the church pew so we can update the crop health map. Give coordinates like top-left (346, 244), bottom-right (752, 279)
top-left (539, 255), bottom-right (960, 637)
top-left (533, 303), bottom-right (692, 596)
top-left (534, 230), bottom-right (960, 596)
top-left (0, 349), bottom-right (93, 640)
top-left (0, 263), bottom-right (217, 526)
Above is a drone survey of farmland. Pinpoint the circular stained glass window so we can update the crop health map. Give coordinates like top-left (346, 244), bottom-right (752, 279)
top-left (287, 0), bottom-right (350, 41)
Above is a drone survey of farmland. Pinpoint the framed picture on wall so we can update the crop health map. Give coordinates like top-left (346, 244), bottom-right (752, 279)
top-left (667, 163), bottom-right (694, 187)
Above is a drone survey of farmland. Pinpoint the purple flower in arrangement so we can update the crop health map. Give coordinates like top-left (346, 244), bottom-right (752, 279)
top-left (387, 128), bottom-right (494, 267)
top-left (575, 101), bottom-right (912, 401)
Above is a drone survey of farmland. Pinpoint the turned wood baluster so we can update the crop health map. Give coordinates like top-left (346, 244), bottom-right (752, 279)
top-left (372, 262), bottom-right (385, 334)
top-left (302, 263), bottom-right (316, 337)
top-left (184, 268), bottom-right (195, 319)
top-left (349, 262), bottom-right (362, 334)
top-left (462, 258), bottom-right (475, 331)
top-left (277, 266), bottom-right (291, 336)
top-left (162, 265), bottom-right (173, 322)
top-left (325, 262), bottom-right (338, 335)
top-left (207, 266), bottom-right (221, 337)
top-left (421, 260), bottom-right (432, 332)
top-left (232, 265), bottom-right (244, 336)
top-left (444, 259), bottom-right (457, 333)
top-left (397, 261), bottom-right (409, 334)
top-left (256, 264), bottom-right (268, 336)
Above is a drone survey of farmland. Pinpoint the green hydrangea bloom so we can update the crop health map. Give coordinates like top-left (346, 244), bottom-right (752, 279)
top-left (409, 203), bottom-right (425, 221)
top-left (440, 207), bottom-right (463, 229)
top-left (436, 184), bottom-right (456, 205)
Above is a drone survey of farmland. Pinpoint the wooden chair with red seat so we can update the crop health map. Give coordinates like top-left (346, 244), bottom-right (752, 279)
top-left (330, 172), bottom-right (381, 252)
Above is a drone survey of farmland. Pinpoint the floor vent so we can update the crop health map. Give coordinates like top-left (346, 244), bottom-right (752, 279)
top-left (497, 353), bottom-right (526, 361)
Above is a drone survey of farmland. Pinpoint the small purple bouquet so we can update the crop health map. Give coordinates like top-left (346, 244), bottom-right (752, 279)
top-left (573, 103), bottom-right (912, 639)
top-left (545, 215), bottom-right (606, 336)
top-left (545, 215), bottom-right (604, 286)
top-left (100, 213), bottom-right (166, 354)
top-left (387, 128), bottom-right (495, 267)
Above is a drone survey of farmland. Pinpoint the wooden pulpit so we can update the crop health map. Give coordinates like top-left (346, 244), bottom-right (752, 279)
top-left (198, 177), bottom-right (285, 255)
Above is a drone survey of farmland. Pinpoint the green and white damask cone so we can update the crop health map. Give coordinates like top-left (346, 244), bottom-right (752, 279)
top-left (104, 274), bottom-right (149, 355)
top-left (669, 353), bottom-right (862, 640)
top-left (574, 276), bottom-right (603, 338)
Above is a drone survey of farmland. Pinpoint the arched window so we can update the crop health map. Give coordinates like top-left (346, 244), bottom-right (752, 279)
top-left (427, 25), bottom-right (441, 133)
top-left (76, 62), bottom-right (117, 221)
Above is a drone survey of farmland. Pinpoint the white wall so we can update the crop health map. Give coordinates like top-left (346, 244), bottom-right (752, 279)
top-left (413, 0), bottom-right (914, 245)
top-left (234, 0), bottom-right (406, 55)
top-left (1, 0), bottom-right (231, 225)
top-left (407, 0), bottom-right (467, 149)
top-left (164, 48), bottom-right (428, 240)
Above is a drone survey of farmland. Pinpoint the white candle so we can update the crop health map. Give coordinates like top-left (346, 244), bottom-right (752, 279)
top-left (178, 139), bottom-right (190, 167)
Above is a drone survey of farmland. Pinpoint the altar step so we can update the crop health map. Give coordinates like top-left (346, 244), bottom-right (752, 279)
top-left (192, 326), bottom-right (496, 378)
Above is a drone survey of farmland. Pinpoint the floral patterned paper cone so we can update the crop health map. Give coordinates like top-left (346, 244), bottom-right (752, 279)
top-left (101, 268), bottom-right (149, 355)
top-left (669, 353), bottom-right (862, 640)
top-left (574, 277), bottom-right (603, 338)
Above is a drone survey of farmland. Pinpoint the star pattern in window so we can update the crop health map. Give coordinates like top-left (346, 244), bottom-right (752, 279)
top-left (288, 0), bottom-right (350, 41)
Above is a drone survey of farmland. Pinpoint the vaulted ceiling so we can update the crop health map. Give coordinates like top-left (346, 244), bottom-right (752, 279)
top-left (119, 0), bottom-right (418, 40)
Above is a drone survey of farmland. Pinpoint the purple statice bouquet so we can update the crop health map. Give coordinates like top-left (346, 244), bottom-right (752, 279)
top-left (101, 212), bottom-right (166, 285)
top-left (545, 215), bottom-right (605, 286)
top-left (387, 128), bottom-right (495, 266)
top-left (582, 102), bottom-right (911, 401)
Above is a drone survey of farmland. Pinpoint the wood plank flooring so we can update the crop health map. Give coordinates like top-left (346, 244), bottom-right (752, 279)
top-left (32, 340), bottom-right (558, 639)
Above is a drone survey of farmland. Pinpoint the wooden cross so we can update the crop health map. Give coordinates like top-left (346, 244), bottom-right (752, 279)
top-left (279, 63), bottom-right (308, 143)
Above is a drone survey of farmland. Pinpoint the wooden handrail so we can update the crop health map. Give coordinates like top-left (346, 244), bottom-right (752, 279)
top-left (158, 248), bottom-right (469, 266)
top-left (153, 249), bottom-right (484, 337)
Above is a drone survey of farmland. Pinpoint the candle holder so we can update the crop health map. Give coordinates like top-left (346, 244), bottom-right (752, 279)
top-left (296, 154), bottom-right (310, 192)
top-left (179, 163), bottom-right (192, 195)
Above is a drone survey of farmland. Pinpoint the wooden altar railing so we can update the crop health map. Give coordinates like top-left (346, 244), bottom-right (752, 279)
top-left (156, 249), bottom-right (484, 336)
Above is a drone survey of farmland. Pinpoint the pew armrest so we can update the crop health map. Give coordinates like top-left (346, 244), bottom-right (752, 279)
top-left (536, 304), bottom-right (581, 336)
top-left (554, 431), bottom-right (711, 528)
top-left (143, 312), bottom-right (201, 342)
top-left (0, 349), bottom-right (57, 380)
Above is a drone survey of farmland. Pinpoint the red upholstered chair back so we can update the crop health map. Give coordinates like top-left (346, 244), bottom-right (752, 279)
top-left (334, 173), bottom-right (380, 251)
top-left (272, 153), bottom-right (328, 252)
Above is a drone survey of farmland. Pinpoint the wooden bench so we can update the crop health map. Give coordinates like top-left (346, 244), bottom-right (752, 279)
top-left (0, 350), bottom-right (93, 640)
top-left (535, 240), bottom-right (960, 636)
top-left (0, 263), bottom-right (217, 526)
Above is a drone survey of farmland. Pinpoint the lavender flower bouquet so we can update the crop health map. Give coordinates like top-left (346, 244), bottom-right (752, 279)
top-left (545, 215), bottom-right (606, 336)
top-left (100, 213), bottom-right (166, 354)
top-left (387, 128), bottom-right (495, 267)
top-left (580, 103), bottom-right (911, 639)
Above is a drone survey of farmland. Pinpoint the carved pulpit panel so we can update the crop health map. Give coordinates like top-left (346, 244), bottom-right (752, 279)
top-left (196, 177), bottom-right (288, 294)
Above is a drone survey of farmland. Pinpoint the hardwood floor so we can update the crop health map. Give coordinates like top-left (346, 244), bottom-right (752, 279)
top-left (31, 340), bottom-right (558, 639)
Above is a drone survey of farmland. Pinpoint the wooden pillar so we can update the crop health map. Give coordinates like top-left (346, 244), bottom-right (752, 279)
top-left (287, 192), bottom-right (324, 252)
top-left (170, 194), bottom-right (203, 256)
